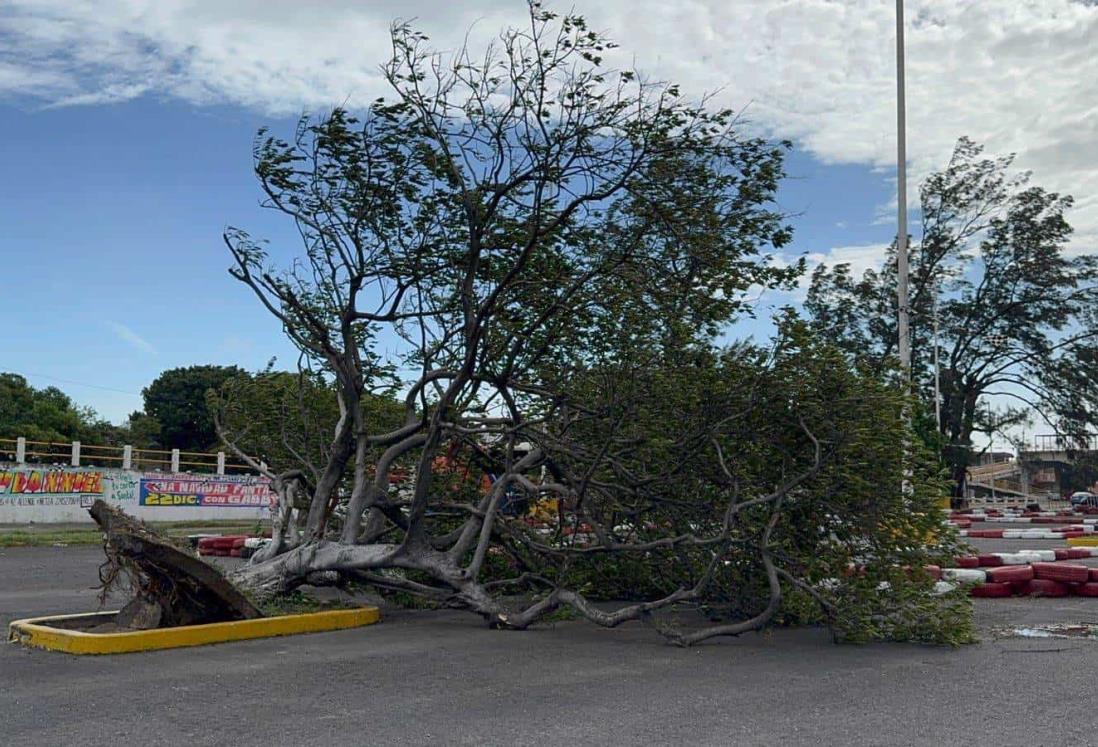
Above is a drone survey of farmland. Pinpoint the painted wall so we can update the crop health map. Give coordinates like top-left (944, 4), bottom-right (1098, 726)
top-left (0, 464), bottom-right (272, 523)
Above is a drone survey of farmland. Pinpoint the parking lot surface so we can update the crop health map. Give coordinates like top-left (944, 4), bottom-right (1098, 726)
top-left (3, 534), bottom-right (1098, 747)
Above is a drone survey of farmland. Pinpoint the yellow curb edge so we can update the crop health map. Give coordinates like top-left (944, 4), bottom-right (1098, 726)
top-left (8, 607), bottom-right (380, 655)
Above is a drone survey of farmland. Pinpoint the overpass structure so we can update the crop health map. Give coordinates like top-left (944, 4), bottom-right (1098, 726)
top-left (1018, 433), bottom-right (1098, 498)
top-left (966, 460), bottom-right (1028, 499)
top-left (967, 434), bottom-right (1098, 501)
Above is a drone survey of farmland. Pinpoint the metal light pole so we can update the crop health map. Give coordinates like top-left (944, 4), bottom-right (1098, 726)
top-left (932, 284), bottom-right (941, 431)
top-left (895, 0), bottom-right (916, 501)
top-left (895, 0), bottom-right (911, 377)
top-left (985, 400), bottom-right (996, 501)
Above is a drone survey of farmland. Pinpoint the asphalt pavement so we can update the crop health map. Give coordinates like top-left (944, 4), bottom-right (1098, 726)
top-left (3, 531), bottom-right (1098, 747)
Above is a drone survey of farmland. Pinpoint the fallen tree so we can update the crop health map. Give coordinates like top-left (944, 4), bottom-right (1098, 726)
top-left (202, 3), bottom-right (971, 645)
top-left (91, 500), bottom-right (261, 629)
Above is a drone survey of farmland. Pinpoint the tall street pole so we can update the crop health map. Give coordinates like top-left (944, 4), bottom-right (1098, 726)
top-left (896, 0), bottom-right (911, 377)
top-left (933, 287), bottom-right (942, 432)
top-left (895, 0), bottom-right (915, 500)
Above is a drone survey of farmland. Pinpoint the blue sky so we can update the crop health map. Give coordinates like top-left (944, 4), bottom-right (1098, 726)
top-left (1, 100), bottom-right (298, 420)
top-left (2, 0), bottom-right (1094, 439)
top-left (0, 97), bottom-right (897, 422)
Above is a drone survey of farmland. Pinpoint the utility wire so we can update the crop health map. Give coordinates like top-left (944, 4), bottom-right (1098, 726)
top-left (3, 370), bottom-right (143, 397)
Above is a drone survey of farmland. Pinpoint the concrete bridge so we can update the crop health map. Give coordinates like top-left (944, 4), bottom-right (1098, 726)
top-left (965, 434), bottom-right (1097, 501)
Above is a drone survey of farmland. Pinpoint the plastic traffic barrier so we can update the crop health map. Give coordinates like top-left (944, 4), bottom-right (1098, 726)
top-left (993, 553), bottom-right (1033, 565)
top-left (932, 581), bottom-right (958, 595)
top-left (970, 582), bottom-right (1013, 598)
top-left (976, 554), bottom-right (1003, 567)
top-left (1074, 582), bottom-right (1098, 597)
top-left (942, 568), bottom-right (987, 584)
top-left (1020, 579), bottom-right (1071, 597)
top-left (1017, 550), bottom-right (1057, 562)
top-left (985, 565), bottom-right (1034, 583)
top-left (1032, 562), bottom-right (1090, 584)
top-left (955, 556), bottom-right (981, 569)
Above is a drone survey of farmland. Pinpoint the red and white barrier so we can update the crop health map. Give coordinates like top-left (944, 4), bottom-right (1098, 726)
top-left (935, 546), bottom-right (1098, 599)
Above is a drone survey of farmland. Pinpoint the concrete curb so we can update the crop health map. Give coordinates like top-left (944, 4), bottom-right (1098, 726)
top-left (8, 607), bottom-right (380, 655)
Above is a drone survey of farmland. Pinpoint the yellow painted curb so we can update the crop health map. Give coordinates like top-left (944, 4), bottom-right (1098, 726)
top-left (8, 607), bottom-right (380, 655)
top-left (1067, 537), bottom-right (1098, 547)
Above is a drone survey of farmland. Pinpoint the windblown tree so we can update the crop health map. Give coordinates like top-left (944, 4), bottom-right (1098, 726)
top-left (216, 5), bottom-right (968, 644)
top-left (806, 138), bottom-right (1098, 496)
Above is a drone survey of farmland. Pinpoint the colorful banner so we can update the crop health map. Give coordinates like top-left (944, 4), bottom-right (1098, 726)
top-left (139, 477), bottom-right (273, 508)
top-left (0, 469), bottom-right (104, 495)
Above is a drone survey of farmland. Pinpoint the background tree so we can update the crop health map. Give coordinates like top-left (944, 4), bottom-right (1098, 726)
top-left (209, 4), bottom-right (970, 646)
top-left (121, 410), bottom-right (163, 449)
top-left (806, 138), bottom-right (1098, 496)
top-left (0, 372), bottom-right (115, 445)
top-left (142, 365), bottom-right (247, 452)
top-left (209, 366), bottom-right (404, 553)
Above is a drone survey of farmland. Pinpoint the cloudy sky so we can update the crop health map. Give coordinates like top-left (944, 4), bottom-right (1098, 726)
top-left (1, 0), bottom-right (1096, 427)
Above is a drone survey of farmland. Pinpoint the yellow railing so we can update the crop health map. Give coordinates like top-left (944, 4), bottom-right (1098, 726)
top-left (0, 437), bottom-right (257, 475)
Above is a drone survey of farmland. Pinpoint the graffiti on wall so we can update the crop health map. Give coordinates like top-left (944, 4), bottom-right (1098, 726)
top-left (139, 476), bottom-right (274, 508)
top-left (0, 469), bottom-right (105, 507)
top-left (0, 466), bottom-right (271, 511)
top-left (0, 469), bottom-right (104, 495)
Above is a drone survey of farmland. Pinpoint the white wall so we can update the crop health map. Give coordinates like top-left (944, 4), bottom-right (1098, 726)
top-left (0, 464), bottom-right (271, 524)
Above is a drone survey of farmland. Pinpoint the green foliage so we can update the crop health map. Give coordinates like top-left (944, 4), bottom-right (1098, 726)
top-left (255, 588), bottom-right (359, 616)
top-left (143, 365), bottom-right (247, 452)
top-left (0, 372), bottom-right (115, 445)
top-left (825, 575), bottom-right (975, 646)
top-left (491, 320), bottom-right (972, 644)
top-left (209, 367), bottom-right (404, 479)
top-left (1063, 452), bottom-right (1098, 493)
top-left (122, 410), bottom-right (163, 449)
top-left (806, 137), bottom-right (1098, 494)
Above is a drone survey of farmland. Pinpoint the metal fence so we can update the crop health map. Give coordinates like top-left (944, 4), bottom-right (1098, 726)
top-left (0, 437), bottom-right (258, 475)
top-left (1031, 434), bottom-right (1098, 452)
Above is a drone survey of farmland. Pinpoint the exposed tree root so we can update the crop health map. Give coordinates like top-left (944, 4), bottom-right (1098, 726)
top-left (90, 499), bottom-right (262, 628)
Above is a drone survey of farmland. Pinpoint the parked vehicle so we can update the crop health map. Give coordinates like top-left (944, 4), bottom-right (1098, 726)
top-left (1070, 491), bottom-right (1098, 507)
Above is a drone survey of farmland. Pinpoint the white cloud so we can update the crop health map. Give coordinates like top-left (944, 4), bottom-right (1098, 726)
top-left (806, 242), bottom-right (890, 277)
top-left (768, 242), bottom-right (890, 300)
top-left (2, 1), bottom-right (1097, 249)
top-left (105, 321), bottom-right (157, 354)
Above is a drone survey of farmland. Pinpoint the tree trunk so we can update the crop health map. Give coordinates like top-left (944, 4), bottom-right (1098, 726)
top-left (90, 500), bottom-right (263, 627)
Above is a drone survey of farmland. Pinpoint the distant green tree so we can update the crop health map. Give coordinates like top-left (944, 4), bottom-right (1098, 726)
top-left (1064, 453), bottom-right (1098, 494)
top-left (210, 368), bottom-right (404, 481)
top-left (0, 373), bottom-right (102, 443)
top-left (143, 365), bottom-right (247, 452)
top-left (122, 410), bottom-right (163, 449)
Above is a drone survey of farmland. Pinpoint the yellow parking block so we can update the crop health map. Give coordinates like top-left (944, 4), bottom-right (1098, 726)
top-left (8, 607), bottom-right (380, 655)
